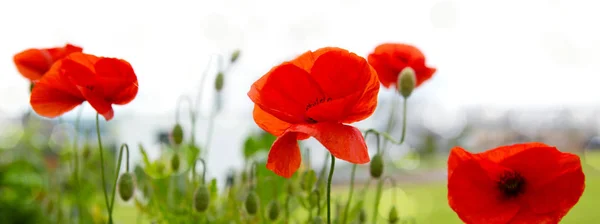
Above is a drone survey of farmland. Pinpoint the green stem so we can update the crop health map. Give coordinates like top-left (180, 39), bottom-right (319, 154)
top-left (326, 153), bottom-right (335, 224)
top-left (382, 96), bottom-right (399, 150)
top-left (72, 106), bottom-right (83, 223)
top-left (399, 98), bottom-right (408, 144)
top-left (95, 114), bottom-right (112, 224)
top-left (373, 97), bottom-right (409, 224)
top-left (109, 144), bottom-right (130, 212)
top-left (341, 164), bottom-right (357, 224)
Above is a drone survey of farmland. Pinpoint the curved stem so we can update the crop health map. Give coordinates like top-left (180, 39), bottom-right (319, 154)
top-left (109, 144), bottom-right (130, 211)
top-left (364, 129), bottom-right (381, 154)
top-left (341, 164), bottom-right (357, 224)
top-left (193, 158), bottom-right (207, 185)
top-left (95, 114), bottom-right (112, 224)
top-left (72, 106), bottom-right (83, 223)
top-left (326, 153), bottom-right (335, 224)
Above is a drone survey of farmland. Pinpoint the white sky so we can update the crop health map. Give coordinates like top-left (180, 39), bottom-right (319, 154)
top-left (1, 0), bottom-right (600, 119)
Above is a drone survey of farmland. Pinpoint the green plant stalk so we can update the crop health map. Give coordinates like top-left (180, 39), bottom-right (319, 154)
top-left (95, 114), bottom-right (112, 224)
top-left (382, 96), bottom-right (399, 150)
top-left (108, 144), bottom-right (130, 211)
top-left (372, 98), bottom-right (408, 224)
top-left (72, 106), bottom-right (83, 224)
top-left (327, 153), bottom-right (335, 224)
top-left (341, 164), bottom-right (357, 224)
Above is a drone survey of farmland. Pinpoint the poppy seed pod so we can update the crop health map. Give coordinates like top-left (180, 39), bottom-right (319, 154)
top-left (171, 124), bottom-right (183, 145)
top-left (267, 200), bottom-right (280, 221)
top-left (245, 191), bottom-right (259, 215)
top-left (215, 72), bottom-right (224, 92)
top-left (193, 185), bottom-right (210, 212)
top-left (117, 173), bottom-right (135, 201)
top-left (230, 49), bottom-right (241, 63)
top-left (370, 153), bottom-right (384, 178)
top-left (388, 206), bottom-right (399, 224)
top-left (171, 154), bottom-right (180, 172)
top-left (397, 67), bottom-right (416, 98)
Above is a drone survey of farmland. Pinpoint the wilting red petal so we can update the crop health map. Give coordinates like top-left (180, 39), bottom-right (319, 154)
top-left (94, 58), bottom-right (138, 105)
top-left (266, 132), bottom-right (302, 178)
top-left (448, 158), bottom-right (521, 224)
top-left (249, 63), bottom-right (325, 124)
top-left (252, 105), bottom-right (292, 136)
top-left (30, 61), bottom-right (85, 118)
top-left (287, 122), bottom-right (369, 164)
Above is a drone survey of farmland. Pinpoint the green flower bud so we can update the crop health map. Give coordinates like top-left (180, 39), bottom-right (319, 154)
top-left (170, 154), bottom-right (180, 172)
top-left (214, 72), bottom-right (224, 92)
top-left (118, 173), bottom-right (135, 201)
top-left (267, 200), bottom-right (280, 221)
top-left (171, 124), bottom-right (184, 145)
top-left (245, 191), bottom-right (259, 215)
top-left (230, 49), bottom-right (241, 63)
top-left (397, 67), bottom-right (416, 98)
top-left (370, 153), bottom-right (384, 178)
top-left (193, 185), bottom-right (210, 212)
top-left (388, 206), bottom-right (399, 224)
top-left (359, 208), bottom-right (367, 223)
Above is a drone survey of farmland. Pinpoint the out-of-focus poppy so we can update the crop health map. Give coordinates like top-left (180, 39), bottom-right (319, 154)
top-left (13, 44), bottom-right (83, 82)
top-left (248, 47), bottom-right (379, 178)
top-left (368, 43), bottom-right (436, 89)
top-left (30, 52), bottom-right (138, 121)
top-left (448, 142), bottom-right (585, 224)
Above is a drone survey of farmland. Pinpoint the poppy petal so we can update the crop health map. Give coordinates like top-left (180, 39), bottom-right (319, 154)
top-left (13, 49), bottom-right (53, 81)
top-left (253, 104), bottom-right (291, 137)
top-left (479, 142), bottom-right (552, 163)
top-left (367, 53), bottom-right (398, 88)
top-left (448, 158), bottom-right (521, 224)
top-left (287, 122), bottom-right (369, 164)
top-left (266, 132), bottom-right (301, 178)
top-left (30, 61), bottom-right (85, 118)
top-left (81, 88), bottom-right (114, 121)
top-left (510, 151), bottom-right (584, 215)
top-left (94, 58), bottom-right (138, 105)
top-left (291, 47), bottom-right (337, 73)
top-left (308, 49), bottom-right (379, 123)
top-left (248, 63), bottom-right (325, 124)
top-left (508, 209), bottom-right (561, 224)
top-left (448, 147), bottom-right (477, 177)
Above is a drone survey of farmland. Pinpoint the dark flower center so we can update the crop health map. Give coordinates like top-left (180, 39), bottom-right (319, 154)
top-left (497, 171), bottom-right (525, 198)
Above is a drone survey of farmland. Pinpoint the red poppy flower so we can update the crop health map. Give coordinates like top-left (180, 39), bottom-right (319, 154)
top-left (248, 47), bottom-right (379, 178)
top-left (30, 52), bottom-right (138, 121)
top-left (448, 143), bottom-right (585, 224)
top-left (13, 44), bottom-right (83, 82)
top-left (367, 43), bottom-right (436, 89)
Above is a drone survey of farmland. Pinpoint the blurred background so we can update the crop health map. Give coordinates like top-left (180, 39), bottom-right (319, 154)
top-left (1, 0), bottom-right (600, 223)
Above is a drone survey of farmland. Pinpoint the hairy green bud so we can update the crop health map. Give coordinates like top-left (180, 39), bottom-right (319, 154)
top-left (171, 124), bottom-right (183, 145)
top-left (193, 185), bottom-right (210, 212)
top-left (245, 191), bottom-right (259, 215)
top-left (118, 173), bottom-right (135, 201)
top-left (267, 200), bottom-right (280, 221)
top-left (370, 153), bottom-right (384, 178)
